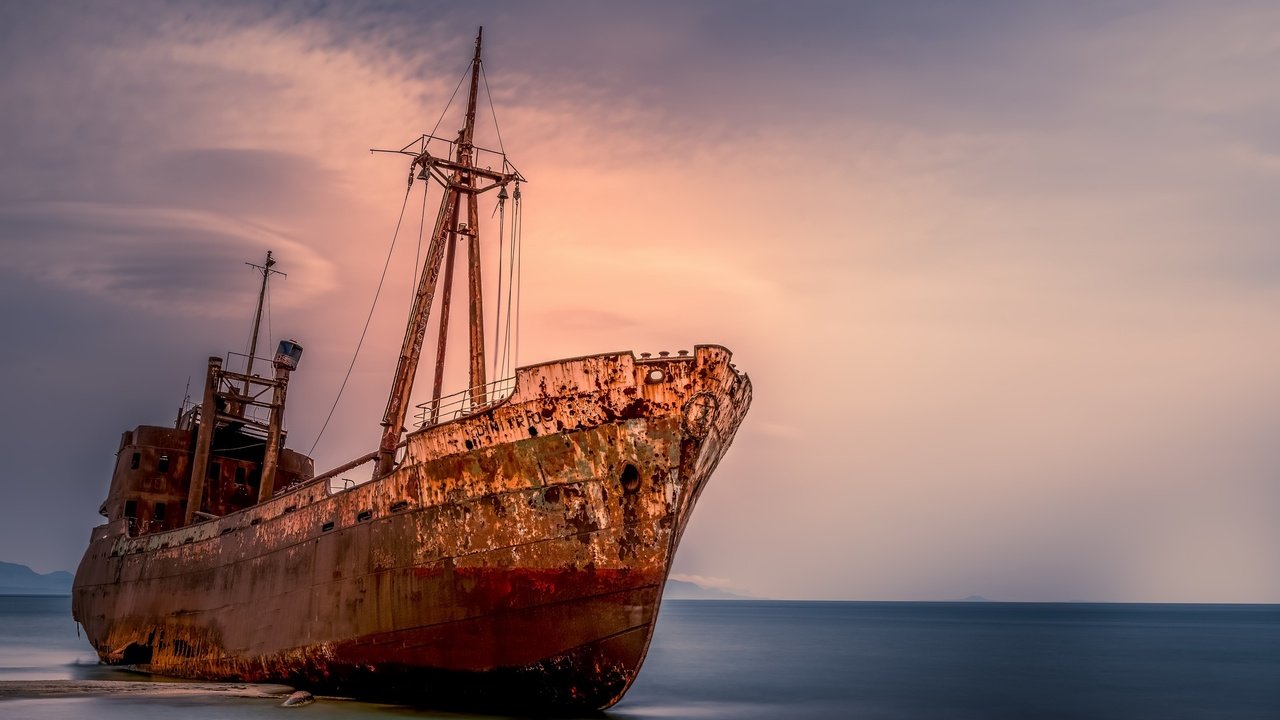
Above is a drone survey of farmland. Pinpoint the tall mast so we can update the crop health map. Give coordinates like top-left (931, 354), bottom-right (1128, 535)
top-left (376, 29), bottom-right (486, 476)
top-left (373, 28), bottom-right (524, 478)
top-left (462, 29), bottom-right (488, 408)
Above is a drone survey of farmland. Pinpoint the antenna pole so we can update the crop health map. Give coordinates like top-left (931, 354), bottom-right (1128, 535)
top-left (243, 251), bottom-right (284, 401)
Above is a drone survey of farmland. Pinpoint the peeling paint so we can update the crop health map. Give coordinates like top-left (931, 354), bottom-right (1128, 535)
top-left (72, 345), bottom-right (750, 711)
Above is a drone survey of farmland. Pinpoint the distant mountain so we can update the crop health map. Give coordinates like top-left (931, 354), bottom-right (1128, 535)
top-left (664, 578), bottom-right (752, 600)
top-left (957, 595), bottom-right (993, 602)
top-left (0, 561), bottom-right (73, 595)
top-left (2, 562), bottom-right (750, 600)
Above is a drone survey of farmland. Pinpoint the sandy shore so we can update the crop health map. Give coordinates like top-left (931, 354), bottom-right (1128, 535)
top-left (0, 679), bottom-right (294, 700)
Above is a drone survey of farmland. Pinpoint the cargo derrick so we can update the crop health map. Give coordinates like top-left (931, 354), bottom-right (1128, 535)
top-left (72, 28), bottom-right (752, 712)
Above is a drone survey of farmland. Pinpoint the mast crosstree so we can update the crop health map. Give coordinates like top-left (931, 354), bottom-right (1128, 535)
top-left (374, 28), bottom-right (525, 479)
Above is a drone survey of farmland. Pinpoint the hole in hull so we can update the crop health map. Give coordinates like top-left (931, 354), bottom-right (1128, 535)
top-left (121, 642), bottom-right (152, 665)
top-left (620, 464), bottom-right (641, 493)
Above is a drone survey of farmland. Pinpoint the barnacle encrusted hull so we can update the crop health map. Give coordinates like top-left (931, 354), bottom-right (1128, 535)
top-left (73, 345), bottom-right (750, 710)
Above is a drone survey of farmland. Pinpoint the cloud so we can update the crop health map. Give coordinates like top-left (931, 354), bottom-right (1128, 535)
top-left (0, 201), bottom-right (333, 314)
top-left (2, 1), bottom-right (1279, 603)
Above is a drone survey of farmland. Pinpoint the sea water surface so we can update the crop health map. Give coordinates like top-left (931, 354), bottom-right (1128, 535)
top-left (1, 595), bottom-right (1277, 719)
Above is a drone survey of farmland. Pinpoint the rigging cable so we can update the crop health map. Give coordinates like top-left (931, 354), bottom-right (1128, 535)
top-left (500, 186), bottom-right (517, 378)
top-left (308, 183), bottom-right (415, 456)
top-left (480, 62), bottom-right (506, 155)
top-left (266, 273), bottom-right (275, 429)
top-left (480, 61), bottom-right (511, 378)
top-left (241, 280), bottom-right (258, 362)
top-left (413, 175), bottom-right (429, 298)
top-left (513, 183), bottom-right (523, 371)
top-left (265, 273), bottom-right (272, 362)
top-left (307, 58), bottom-right (473, 456)
top-left (428, 63), bottom-right (471, 147)
top-left (491, 192), bottom-right (506, 379)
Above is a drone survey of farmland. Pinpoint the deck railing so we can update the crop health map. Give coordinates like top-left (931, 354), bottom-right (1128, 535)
top-left (413, 376), bottom-right (517, 428)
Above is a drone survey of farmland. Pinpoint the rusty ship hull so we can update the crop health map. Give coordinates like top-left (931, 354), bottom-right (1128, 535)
top-left (73, 346), bottom-right (750, 709)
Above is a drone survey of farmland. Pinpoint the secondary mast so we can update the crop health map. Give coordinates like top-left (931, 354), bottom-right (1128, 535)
top-left (243, 251), bottom-right (284, 396)
top-left (374, 28), bottom-right (523, 479)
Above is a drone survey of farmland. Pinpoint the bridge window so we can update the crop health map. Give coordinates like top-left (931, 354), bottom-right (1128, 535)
top-left (158, 455), bottom-right (170, 473)
top-left (154, 503), bottom-right (166, 522)
top-left (130, 453), bottom-right (140, 469)
top-left (124, 500), bottom-right (137, 518)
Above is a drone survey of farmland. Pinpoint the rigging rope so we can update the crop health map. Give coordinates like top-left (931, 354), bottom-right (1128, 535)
top-left (241, 282), bottom-right (258, 361)
top-left (500, 191), bottom-right (515, 378)
top-left (242, 266), bottom-right (274, 367)
top-left (265, 274), bottom-right (272, 361)
top-left (308, 183), bottom-right (415, 456)
top-left (413, 177), bottom-right (428, 298)
top-left (514, 184), bottom-right (523, 371)
top-left (428, 63), bottom-right (471, 146)
top-left (499, 184), bottom-right (522, 379)
top-left (491, 195), bottom-right (505, 379)
top-left (480, 62), bottom-right (506, 155)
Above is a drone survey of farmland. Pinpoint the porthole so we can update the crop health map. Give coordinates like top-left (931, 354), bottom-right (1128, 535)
top-left (620, 464), bottom-right (641, 493)
top-left (645, 368), bottom-right (665, 384)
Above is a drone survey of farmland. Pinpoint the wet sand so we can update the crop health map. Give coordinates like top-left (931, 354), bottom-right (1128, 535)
top-left (0, 679), bottom-right (294, 700)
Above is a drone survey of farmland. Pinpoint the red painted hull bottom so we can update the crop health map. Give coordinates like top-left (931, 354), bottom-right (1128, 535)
top-left (293, 624), bottom-right (649, 712)
top-left (290, 583), bottom-right (659, 711)
top-left (113, 571), bottom-right (664, 711)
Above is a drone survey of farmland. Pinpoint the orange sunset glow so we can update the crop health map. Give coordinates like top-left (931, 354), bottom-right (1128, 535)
top-left (2, 1), bottom-right (1278, 603)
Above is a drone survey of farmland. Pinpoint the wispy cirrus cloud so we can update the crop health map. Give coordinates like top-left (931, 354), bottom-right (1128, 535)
top-left (0, 200), bottom-right (333, 315)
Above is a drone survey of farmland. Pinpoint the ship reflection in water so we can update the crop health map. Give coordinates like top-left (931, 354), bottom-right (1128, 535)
top-left (3, 596), bottom-right (1278, 719)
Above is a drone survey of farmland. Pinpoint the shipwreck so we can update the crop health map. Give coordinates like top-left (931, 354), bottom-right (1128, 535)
top-left (72, 29), bottom-right (751, 711)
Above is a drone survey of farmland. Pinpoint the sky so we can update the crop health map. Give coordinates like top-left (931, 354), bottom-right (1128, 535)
top-left (1, 0), bottom-right (1278, 602)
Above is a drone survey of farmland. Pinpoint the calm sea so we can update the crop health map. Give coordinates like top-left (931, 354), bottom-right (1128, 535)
top-left (1, 596), bottom-right (1277, 719)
